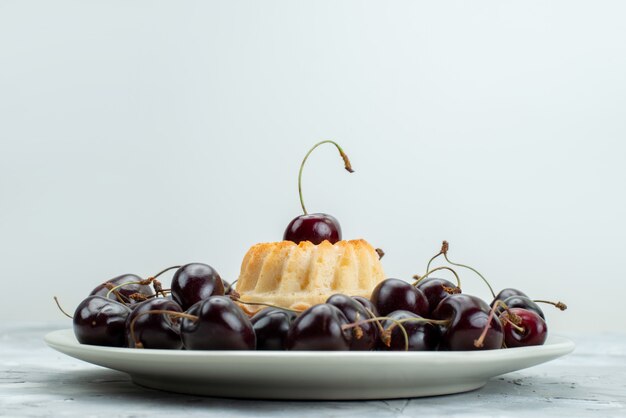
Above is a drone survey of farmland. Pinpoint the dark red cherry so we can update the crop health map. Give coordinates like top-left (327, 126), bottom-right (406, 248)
top-left (433, 293), bottom-right (503, 351)
top-left (501, 295), bottom-right (545, 319)
top-left (378, 310), bottom-right (440, 351)
top-left (283, 213), bottom-right (341, 245)
top-left (125, 298), bottom-right (183, 349)
top-left (370, 278), bottom-right (429, 317)
top-left (171, 263), bottom-right (225, 311)
top-left (491, 288), bottom-right (528, 307)
top-left (500, 308), bottom-right (547, 347)
top-left (73, 295), bottom-right (131, 347)
top-left (90, 274), bottom-right (154, 307)
top-left (286, 304), bottom-right (352, 350)
top-left (250, 307), bottom-right (297, 350)
top-left (415, 278), bottom-right (461, 315)
top-left (352, 295), bottom-right (379, 317)
top-left (180, 296), bottom-right (255, 350)
top-left (284, 141), bottom-right (354, 245)
top-left (326, 294), bottom-right (378, 350)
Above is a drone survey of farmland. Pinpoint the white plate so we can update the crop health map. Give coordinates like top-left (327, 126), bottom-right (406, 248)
top-left (45, 329), bottom-right (574, 400)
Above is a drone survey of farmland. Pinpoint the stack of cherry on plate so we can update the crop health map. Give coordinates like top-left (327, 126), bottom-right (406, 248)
top-left (61, 240), bottom-right (566, 352)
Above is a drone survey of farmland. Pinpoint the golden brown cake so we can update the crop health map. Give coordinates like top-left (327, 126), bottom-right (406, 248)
top-left (235, 239), bottom-right (385, 313)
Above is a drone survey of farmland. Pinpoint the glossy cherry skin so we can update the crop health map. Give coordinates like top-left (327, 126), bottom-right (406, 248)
top-left (433, 294), bottom-right (504, 351)
top-left (370, 279), bottom-right (429, 317)
top-left (415, 278), bottom-right (461, 315)
top-left (90, 274), bottom-right (154, 307)
top-left (378, 310), bottom-right (440, 351)
top-left (171, 263), bottom-right (225, 311)
top-left (125, 298), bottom-right (183, 349)
top-left (326, 294), bottom-right (378, 350)
top-left (352, 296), bottom-right (380, 317)
top-left (250, 307), bottom-right (297, 350)
top-left (283, 213), bottom-right (341, 245)
top-left (500, 308), bottom-right (547, 347)
top-left (491, 288), bottom-right (528, 307)
top-left (501, 295), bottom-right (545, 319)
top-left (286, 304), bottom-right (352, 350)
top-left (73, 296), bottom-right (131, 347)
top-left (180, 296), bottom-right (255, 350)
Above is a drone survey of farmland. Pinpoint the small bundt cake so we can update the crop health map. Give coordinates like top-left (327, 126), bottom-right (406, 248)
top-left (235, 239), bottom-right (385, 313)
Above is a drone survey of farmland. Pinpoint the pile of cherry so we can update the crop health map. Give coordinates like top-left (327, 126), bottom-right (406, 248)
top-left (62, 241), bottom-right (566, 352)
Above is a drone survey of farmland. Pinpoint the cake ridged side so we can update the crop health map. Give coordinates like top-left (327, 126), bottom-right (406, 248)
top-left (236, 239), bottom-right (385, 312)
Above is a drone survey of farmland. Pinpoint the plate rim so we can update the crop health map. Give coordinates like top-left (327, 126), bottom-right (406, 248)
top-left (44, 328), bottom-right (576, 400)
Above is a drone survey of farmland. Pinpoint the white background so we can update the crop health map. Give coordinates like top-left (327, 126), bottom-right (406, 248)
top-left (1, 1), bottom-right (625, 332)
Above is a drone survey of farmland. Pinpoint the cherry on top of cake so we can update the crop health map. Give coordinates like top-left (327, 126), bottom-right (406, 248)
top-left (283, 140), bottom-right (354, 246)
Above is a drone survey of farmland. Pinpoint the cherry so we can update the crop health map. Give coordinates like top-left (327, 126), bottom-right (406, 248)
top-left (284, 214), bottom-right (342, 245)
top-left (415, 277), bottom-right (461, 315)
top-left (326, 294), bottom-right (378, 350)
top-left (171, 263), bottom-right (225, 311)
top-left (500, 307), bottom-right (547, 348)
top-left (370, 278), bottom-right (429, 317)
top-left (377, 310), bottom-right (440, 351)
top-left (73, 295), bottom-right (131, 347)
top-left (352, 295), bottom-right (379, 317)
top-left (180, 296), bottom-right (255, 350)
top-left (494, 291), bottom-right (566, 319)
top-left (491, 288), bottom-right (528, 307)
top-left (501, 295), bottom-right (545, 319)
top-left (90, 274), bottom-right (154, 306)
top-left (250, 307), bottom-right (297, 350)
top-left (125, 298), bottom-right (183, 349)
top-left (283, 141), bottom-right (354, 245)
top-left (432, 293), bottom-right (503, 350)
top-left (286, 304), bottom-right (352, 350)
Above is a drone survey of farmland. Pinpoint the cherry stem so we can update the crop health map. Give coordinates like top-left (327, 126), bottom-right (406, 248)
top-left (412, 266), bottom-right (461, 289)
top-left (533, 300), bottom-right (568, 311)
top-left (235, 300), bottom-right (302, 313)
top-left (441, 241), bottom-right (496, 299)
top-left (150, 265), bottom-right (181, 280)
top-left (500, 314), bottom-right (525, 333)
top-left (342, 316), bottom-right (410, 351)
top-left (351, 311), bottom-right (365, 340)
top-left (225, 279), bottom-right (239, 295)
top-left (298, 140), bottom-right (354, 215)
top-left (474, 300), bottom-right (510, 348)
top-left (130, 290), bottom-right (172, 302)
top-left (229, 282), bottom-right (302, 313)
top-left (53, 296), bottom-right (73, 319)
top-left (425, 252), bottom-right (443, 275)
top-left (104, 283), bottom-right (130, 304)
top-left (362, 307), bottom-right (385, 338)
top-left (129, 310), bottom-right (198, 349)
top-left (495, 299), bottom-right (517, 316)
top-left (128, 293), bottom-right (149, 302)
top-left (148, 266), bottom-right (180, 298)
top-left (152, 280), bottom-right (167, 298)
top-left (351, 307), bottom-right (388, 345)
top-left (105, 267), bottom-right (180, 300)
top-left (342, 316), bottom-right (450, 351)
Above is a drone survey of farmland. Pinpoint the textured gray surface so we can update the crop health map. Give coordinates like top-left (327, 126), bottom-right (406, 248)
top-left (1, 323), bottom-right (625, 417)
